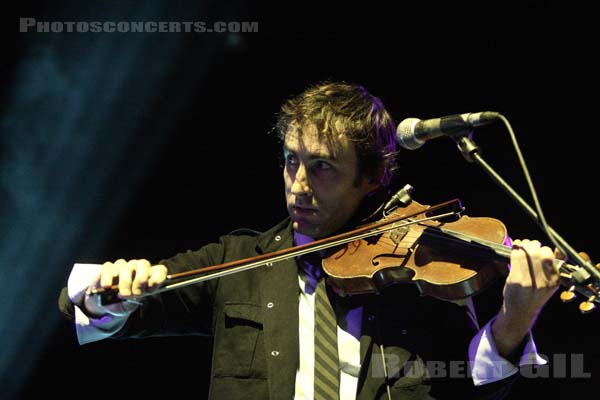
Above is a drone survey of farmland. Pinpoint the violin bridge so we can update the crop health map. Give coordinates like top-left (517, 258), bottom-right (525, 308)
top-left (389, 226), bottom-right (410, 245)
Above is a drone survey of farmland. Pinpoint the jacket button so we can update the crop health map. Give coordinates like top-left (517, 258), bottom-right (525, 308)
top-left (275, 235), bottom-right (282, 241)
top-left (271, 350), bottom-right (279, 356)
top-left (267, 302), bottom-right (274, 308)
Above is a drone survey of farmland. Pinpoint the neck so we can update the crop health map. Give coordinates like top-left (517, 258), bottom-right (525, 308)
top-left (293, 231), bottom-right (315, 246)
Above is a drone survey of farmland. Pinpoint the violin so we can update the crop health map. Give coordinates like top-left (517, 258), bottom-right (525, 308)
top-left (92, 196), bottom-right (600, 312)
top-left (322, 198), bottom-right (510, 301)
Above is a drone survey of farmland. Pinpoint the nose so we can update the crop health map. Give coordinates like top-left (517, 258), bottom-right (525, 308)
top-left (290, 163), bottom-right (313, 197)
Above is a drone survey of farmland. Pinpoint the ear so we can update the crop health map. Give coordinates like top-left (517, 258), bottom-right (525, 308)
top-left (363, 165), bottom-right (384, 195)
top-left (369, 164), bottom-right (385, 188)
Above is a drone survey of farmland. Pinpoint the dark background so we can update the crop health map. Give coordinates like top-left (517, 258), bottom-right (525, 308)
top-left (2, 1), bottom-right (598, 398)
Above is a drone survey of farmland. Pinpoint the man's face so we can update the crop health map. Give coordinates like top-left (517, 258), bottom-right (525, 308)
top-left (283, 124), bottom-right (379, 238)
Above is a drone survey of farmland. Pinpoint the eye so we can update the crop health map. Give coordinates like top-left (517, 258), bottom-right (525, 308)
top-left (313, 160), bottom-right (333, 172)
top-left (285, 153), bottom-right (299, 166)
top-left (310, 160), bottom-right (334, 176)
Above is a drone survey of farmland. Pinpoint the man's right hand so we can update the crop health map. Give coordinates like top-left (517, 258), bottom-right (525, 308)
top-left (84, 259), bottom-right (168, 317)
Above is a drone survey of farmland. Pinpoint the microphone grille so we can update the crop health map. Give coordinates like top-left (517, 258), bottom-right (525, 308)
top-left (397, 118), bottom-right (423, 150)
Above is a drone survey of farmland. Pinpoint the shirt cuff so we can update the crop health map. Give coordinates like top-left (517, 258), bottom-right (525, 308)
top-left (469, 317), bottom-right (547, 386)
top-left (74, 305), bottom-right (129, 345)
top-left (67, 263), bottom-right (128, 345)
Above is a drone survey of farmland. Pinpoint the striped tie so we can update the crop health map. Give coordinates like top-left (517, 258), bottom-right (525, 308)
top-left (314, 276), bottom-right (340, 400)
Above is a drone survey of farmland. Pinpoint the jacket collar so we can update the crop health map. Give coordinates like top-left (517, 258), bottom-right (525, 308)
top-left (255, 218), bottom-right (294, 254)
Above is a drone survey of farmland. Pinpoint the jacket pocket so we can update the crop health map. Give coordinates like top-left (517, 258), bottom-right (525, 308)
top-left (212, 302), bottom-right (267, 378)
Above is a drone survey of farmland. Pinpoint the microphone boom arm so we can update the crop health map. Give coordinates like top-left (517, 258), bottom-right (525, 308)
top-left (452, 132), bottom-right (600, 288)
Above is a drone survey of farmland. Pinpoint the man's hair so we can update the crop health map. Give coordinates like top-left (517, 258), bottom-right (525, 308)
top-left (275, 81), bottom-right (398, 188)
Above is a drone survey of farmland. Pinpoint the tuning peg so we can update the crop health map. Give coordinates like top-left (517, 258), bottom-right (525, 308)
top-left (560, 286), bottom-right (577, 303)
top-left (579, 294), bottom-right (597, 314)
top-left (578, 251), bottom-right (591, 262)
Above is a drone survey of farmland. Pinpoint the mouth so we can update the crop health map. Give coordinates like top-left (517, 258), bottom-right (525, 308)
top-left (291, 206), bottom-right (318, 217)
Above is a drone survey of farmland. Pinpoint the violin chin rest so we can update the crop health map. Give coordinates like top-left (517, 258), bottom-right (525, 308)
top-left (373, 266), bottom-right (416, 291)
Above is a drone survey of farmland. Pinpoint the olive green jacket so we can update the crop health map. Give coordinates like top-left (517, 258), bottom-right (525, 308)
top-left (60, 218), bottom-right (516, 399)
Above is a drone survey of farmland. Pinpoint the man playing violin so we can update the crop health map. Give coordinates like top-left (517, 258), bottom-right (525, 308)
top-left (59, 81), bottom-right (559, 399)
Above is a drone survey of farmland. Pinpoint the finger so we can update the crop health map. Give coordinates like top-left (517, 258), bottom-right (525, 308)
top-left (513, 239), bottom-right (537, 253)
top-left (540, 246), bottom-right (559, 285)
top-left (118, 261), bottom-right (136, 297)
top-left (131, 259), bottom-right (151, 296)
top-left (148, 265), bottom-right (168, 290)
top-left (509, 239), bottom-right (542, 286)
top-left (98, 262), bottom-right (112, 288)
top-left (521, 239), bottom-right (541, 251)
top-left (553, 248), bottom-right (590, 263)
top-left (100, 260), bottom-right (122, 288)
top-left (524, 240), bottom-right (541, 289)
top-left (509, 240), bottom-right (530, 284)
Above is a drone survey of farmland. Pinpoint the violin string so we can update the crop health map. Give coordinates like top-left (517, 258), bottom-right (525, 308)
top-left (367, 219), bottom-right (513, 262)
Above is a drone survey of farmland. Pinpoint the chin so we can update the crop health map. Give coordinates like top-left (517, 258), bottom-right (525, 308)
top-left (292, 220), bottom-right (322, 238)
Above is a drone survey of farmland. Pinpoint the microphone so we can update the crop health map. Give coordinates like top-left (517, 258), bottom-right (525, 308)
top-left (397, 111), bottom-right (500, 150)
